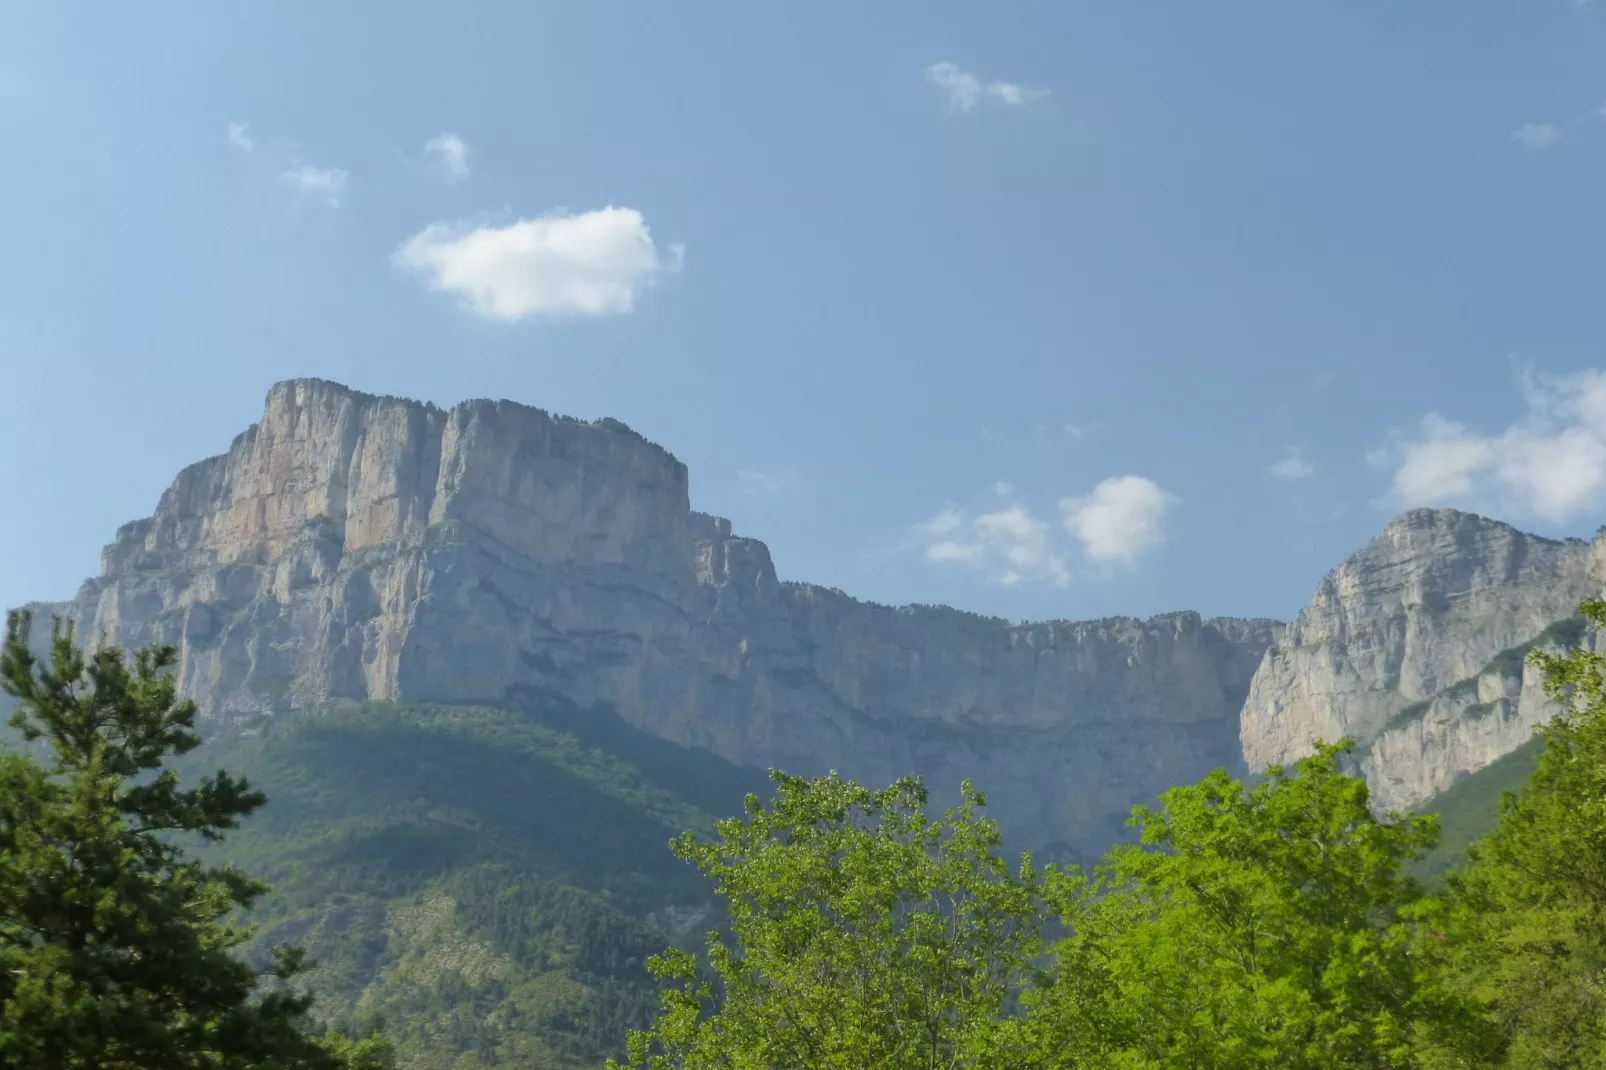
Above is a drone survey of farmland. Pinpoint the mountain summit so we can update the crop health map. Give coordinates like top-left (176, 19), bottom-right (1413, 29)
top-left (17, 379), bottom-right (1605, 851)
top-left (19, 378), bottom-right (1281, 855)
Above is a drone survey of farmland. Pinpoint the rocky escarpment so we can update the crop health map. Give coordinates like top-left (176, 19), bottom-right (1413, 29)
top-left (1240, 509), bottom-right (1606, 810)
top-left (20, 379), bottom-right (1280, 856)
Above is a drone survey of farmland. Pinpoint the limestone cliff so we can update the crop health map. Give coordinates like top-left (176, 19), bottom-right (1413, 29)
top-left (1240, 508), bottom-right (1606, 809)
top-left (21, 379), bottom-right (1279, 855)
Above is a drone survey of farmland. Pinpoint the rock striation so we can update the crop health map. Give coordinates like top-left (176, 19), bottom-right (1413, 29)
top-left (21, 379), bottom-right (1280, 855)
top-left (23, 380), bottom-right (1600, 847)
top-left (1240, 508), bottom-right (1606, 810)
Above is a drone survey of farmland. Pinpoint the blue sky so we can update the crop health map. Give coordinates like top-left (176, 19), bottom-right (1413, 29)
top-left (5, 3), bottom-right (1606, 625)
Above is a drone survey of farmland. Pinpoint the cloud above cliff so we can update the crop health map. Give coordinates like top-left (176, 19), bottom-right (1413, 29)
top-left (910, 475), bottom-right (1174, 585)
top-left (1378, 367), bottom-right (1606, 523)
top-left (1060, 476), bottom-right (1175, 565)
top-left (736, 468), bottom-right (799, 500)
top-left (912, 503), bottom-right (1071, 587)
top-left (393, 207), bottom-right (682, 320)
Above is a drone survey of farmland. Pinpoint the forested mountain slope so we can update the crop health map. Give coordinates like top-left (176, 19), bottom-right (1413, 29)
top-left (179, 692), bottom-right (770, 1069)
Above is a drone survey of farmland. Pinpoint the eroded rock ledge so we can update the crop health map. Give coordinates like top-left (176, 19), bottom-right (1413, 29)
top-left (20, 379), bottom-right (1279, 854)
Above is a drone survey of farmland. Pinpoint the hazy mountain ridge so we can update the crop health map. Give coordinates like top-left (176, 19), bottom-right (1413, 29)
top-left (14, 378), bottom-right (1604, 853)
top-left (19, 378), bottom-right (1278, 856)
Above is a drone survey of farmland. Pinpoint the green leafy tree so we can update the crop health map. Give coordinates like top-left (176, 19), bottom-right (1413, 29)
top-left (1023, 741), bottom-right (1488, 1069)
top-left (609, 771), bottom-right (1046, 1069)
top-left (1438, 598), bottom-right (1606, 1067)
top-left (0, 610), bottom-right (391, 1070)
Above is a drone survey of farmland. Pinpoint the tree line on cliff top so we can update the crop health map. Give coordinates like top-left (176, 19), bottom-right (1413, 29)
top-left (6, 602), bottom-right (1606, 1068)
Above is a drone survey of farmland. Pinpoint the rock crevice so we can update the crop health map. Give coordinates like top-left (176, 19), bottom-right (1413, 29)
top-left (1240, 508), bottom-right (1606, 808)
top-left (22, 379), bottom-right (1279, 854)
top-left (29, 382), bottom-right (1597, 847)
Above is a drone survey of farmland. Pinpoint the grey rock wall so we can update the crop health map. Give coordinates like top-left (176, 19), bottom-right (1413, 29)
top-left (1240, 508), bottom-right (1606, 808)
top-left (17, 379), bottom-right (1278, 855)
top-left (26, 379), bottom-right (1593, 848)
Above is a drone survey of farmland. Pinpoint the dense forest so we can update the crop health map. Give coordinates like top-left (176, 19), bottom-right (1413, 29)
top-left (5, 602), bottom-right (1606, 1067)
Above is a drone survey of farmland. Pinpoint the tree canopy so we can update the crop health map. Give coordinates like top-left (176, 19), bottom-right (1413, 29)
top-left (0, 609), bottom-right (389, 1070)
top-left (1433, 598), bottom-right (1606, 1067)
top-left (1023, 742), bottom-right (1490, 1068)
top-left (618, 600), bottom-right (1606, 1067)
top-left (610, 772), bottom-right (1045, 1069)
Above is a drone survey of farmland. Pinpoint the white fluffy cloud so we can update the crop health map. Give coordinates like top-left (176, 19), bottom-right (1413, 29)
top-left (1380, 368), bottom-right (1606, 523)
top-left (278, 164), bottom-right (348, 207)
top-left (1513, 122), bottom-right (1560, 150)
top-left (1060, 476), bottom-right (1175, 566)
top-left (925, 62), bottom-right (1047, 113)
top-left (425, 133), bottom-right (470, 181)
top-left (1269, 447), bottom-right (1317, 481)
top-left (226, 121), bottom-right (253, 153)
top-left (393, 207), bottom-right (682, 320)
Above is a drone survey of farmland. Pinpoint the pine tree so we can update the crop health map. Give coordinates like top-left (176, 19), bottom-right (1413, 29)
top-left (0, 609), bottom-right (391, 1069)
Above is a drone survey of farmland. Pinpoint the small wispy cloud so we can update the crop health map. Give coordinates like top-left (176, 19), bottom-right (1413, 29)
top-left (1037, 422), bottom-right (1084, 444)
top-left (278, 164), bottom-right (348, 207)
top-left (1290, 498), bottom-right (1348, 525)
top-left (736, 469), bottom-right (796, 499)
top-left (226, 121), bottom-right (254, 153)
top-left (925, 61), bottom-right (1047, 114)
top-left (425, 133), bottom-right (470, 181)
top-left (1269, 446), bottom-right (1317, 481)
top-left (979, 422), bottom-right (1088, 447)
top-left (1512, 122), bottom-right (1561, 151)
top-left (393, 207), bottom-right (683, 320)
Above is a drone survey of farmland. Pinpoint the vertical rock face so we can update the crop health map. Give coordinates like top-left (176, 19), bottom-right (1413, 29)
top-left (21, 379), bottom-right (1280, 855)
top-left (22, 380), bottom-right (1605, 843)
top-left (33, 380), bottom-right (698, 713)
top-left (1240, 508), bottom-right (1606, 809)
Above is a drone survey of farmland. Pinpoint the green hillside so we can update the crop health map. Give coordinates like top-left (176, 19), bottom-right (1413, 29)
top-left (1408, 734), bottom-right (1544, 883)
top-left (177, 693), bottom-right (772, 1070)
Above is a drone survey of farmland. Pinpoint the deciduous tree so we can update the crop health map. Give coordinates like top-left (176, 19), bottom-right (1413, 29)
top-left (611, 772), bottom-right (1045, 1069)
top-left (1440, 598), bottom-right (1606, 1067)
top-left (1022, 742), bottom-right (1489, 1068)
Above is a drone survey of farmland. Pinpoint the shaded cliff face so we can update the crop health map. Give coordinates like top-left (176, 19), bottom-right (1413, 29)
top-left (22, 379), bottom-right (1278, 855)
top-left (1240, 508), bottom-right (1606, 809)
